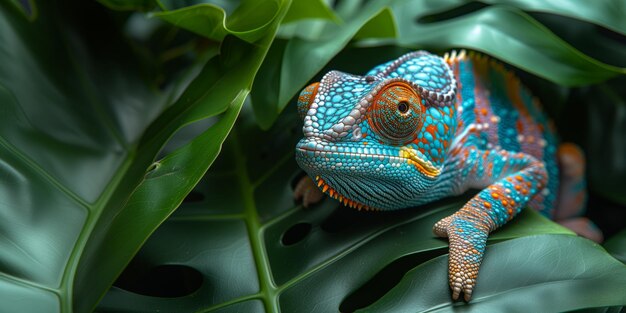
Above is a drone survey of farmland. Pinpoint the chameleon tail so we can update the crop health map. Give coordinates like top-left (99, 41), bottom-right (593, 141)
top-left (554, 143), bottom-right (603, 242)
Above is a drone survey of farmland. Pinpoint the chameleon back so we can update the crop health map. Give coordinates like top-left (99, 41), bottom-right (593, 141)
top-left (444, 51), bottom-right (560, 217)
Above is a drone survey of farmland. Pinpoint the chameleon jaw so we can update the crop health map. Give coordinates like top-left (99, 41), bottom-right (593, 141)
top-left (296, 145), bottom-right (440, 178)
top-left (399, 147), bottom-right (441, 178)
top-left (314, 176), bottom-right (378, 212)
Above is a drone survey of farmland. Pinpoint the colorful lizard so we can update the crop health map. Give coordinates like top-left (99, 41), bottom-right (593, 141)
top-left (293, 50), bottom-right (603, 301)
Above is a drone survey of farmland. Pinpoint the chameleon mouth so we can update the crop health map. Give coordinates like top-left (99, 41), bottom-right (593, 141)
top-left (314, 176), bottom-right (378, 212)
top-left (296, 145), bottom-right (441, 178)
top-left (399, 147), bottom-right (441, 178)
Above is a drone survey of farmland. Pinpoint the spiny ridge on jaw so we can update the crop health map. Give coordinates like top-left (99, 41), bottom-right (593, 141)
top-left (315, 176), bottom-right (378, 212)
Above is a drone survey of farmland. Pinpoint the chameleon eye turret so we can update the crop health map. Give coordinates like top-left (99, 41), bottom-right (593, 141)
top-left (368, 81), bottom-right (424, 145)
top-left (297, 82), bottom-right (319, 120)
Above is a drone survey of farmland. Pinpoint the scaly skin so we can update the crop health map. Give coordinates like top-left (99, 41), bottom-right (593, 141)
top-left (294, 50), bottom-right (598, 301)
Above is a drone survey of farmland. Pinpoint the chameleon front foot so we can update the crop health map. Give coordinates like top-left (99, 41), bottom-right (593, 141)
top-left (433, 215), bottom-right (489, 301)
top-left (293, 175), bottom-right (325, 207)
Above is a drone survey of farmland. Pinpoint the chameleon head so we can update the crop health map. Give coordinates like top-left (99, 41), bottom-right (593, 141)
top-left (295, 51), bottom-right (457, 211)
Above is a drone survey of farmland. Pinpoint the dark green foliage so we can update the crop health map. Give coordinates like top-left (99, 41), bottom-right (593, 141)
top-left (0, 0), bottom-right (625, 312)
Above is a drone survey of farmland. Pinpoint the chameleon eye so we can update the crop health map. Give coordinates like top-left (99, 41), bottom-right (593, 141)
top-left (369, 82), bottom-right (423, 144)
top-left (297, 82), bottom-right (320, 120)
top-left (397, 101), bottom-right (409, 113)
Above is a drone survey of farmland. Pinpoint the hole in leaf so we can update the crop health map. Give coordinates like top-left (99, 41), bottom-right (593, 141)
top-left (281, 222), bottom-right (312, 246)
top-left (417, 1), bottom-right (488, 24)
top-left (598, 24), bottom-right (626, 45)
top-left (114, 264), bottom-right (203, 298)
top-left (339, 249), bottom-right (446, 312)
top-left (183, 190), bottom-right (205, 203)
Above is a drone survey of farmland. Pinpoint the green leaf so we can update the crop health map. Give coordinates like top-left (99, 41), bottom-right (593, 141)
top-left (251, 0), bottom-right (398, 129)
top-left (362, 235), bottom-right (626, 312)
top-left (477, 0), bottom-right (626, 35)
top-left (0, 0), bottom-right (287, 311)
top-left (98, 108), bottom-right (620, 312)
top-left (156, 0), bottom-right (238, 11)
top-left (391, 3), bottom-right (626, 86)
top-left (353, 7), bottom-right (396, 40)
top-left (154, 0), bottom-right (282, 43)
top-left (253, 0), bottom-right (626, 130)
top-left (395, 0), bottom-right (626, 36)
top-left (605, 229), bottom-right (626, 264)
top-left (281, 0), bottom-right (337, 24)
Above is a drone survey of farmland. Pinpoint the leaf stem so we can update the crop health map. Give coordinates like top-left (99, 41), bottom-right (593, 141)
top-left (231, 130), bottom-right (279, 312)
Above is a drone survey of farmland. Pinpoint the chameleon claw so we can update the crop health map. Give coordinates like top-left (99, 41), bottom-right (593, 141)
top-left (293, 176), bottom-right (325, 208)
top-left (451, 287), bottom-right (461, 301)
top-left (464, 286), bottom-right (474, 302)
top-left (449, 271), bottom-right (476, 301)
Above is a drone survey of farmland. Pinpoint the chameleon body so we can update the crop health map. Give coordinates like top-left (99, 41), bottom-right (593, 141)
top-left (294, 50), bottom-right (599, 301)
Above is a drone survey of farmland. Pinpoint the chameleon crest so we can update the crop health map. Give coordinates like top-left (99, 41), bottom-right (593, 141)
top-left (296, 52), bottom-right (457, 210)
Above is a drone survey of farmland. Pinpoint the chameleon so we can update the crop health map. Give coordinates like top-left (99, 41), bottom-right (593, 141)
top-left (293, 50), bottom-right (603, 301)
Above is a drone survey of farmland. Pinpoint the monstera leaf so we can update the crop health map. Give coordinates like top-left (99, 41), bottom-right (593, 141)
top-left (3, 0), bottom-right (626, 311)
top-left (606, 231), bottom-right (626, 266)
top-left (0, 0), bottom-right (289, 311)
top-left (97, 107), bottom-right (626, 312)
top-left (250, 0), bottom-right (626, 129)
